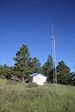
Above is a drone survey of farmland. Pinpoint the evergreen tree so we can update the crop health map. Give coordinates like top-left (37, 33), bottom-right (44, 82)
top-left (13, 44), bottom-right (41, 78)
top-left (42, 55), bottom-right (53, 83)
top-left (13, 44), bottom-right (31, 77)
top-left (56, 61), bottom-right (71, 84)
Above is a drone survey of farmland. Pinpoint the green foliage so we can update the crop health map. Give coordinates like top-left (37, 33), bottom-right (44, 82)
top-left (29, 57), bottom-right (41, 73)
top-left (13, 44), bottom-right (41, 78)
top-left (42, 55), bottom-right (53, 82)
top-left (13, 44), bottom-right (31, 77)
top-left (0, 44), bottom-right (73, 85)
top-left (14, 44), bottom-right (30, 64)
top-left (0, 64), bottom-right (13, 76)
top-left (56, 61), bottom-right (71, 84)
top-left (0, 79), bottom-right (75, 112)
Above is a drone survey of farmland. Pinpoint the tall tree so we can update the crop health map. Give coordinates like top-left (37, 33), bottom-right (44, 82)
top-left (42, 55), bottom-right (53, 83)
top-left (56, 61), bottom-right (71, 84)
top-left (14, 44), bottom-right (31, 77)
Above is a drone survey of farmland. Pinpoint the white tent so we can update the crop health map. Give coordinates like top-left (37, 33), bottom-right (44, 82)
top-left (31, 73), bottom-right (47, 85)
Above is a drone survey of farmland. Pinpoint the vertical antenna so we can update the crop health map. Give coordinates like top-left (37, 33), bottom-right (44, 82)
top-left (51, 24), bottom-right (57, 84)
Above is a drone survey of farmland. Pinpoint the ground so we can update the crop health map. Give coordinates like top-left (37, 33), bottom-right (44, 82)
top-left (0, 78), bottom-right (75, 112)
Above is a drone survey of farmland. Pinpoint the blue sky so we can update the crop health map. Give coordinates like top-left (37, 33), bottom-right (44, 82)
top-left (0, 0), bottom-right (75, 71)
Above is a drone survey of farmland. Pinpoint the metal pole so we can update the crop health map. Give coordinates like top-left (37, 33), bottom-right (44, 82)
top-left (51, 24), bottom-right (57, 84)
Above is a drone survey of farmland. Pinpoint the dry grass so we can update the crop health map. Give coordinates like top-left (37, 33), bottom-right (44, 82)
top-left (0, 78), bottom-right (75, 112)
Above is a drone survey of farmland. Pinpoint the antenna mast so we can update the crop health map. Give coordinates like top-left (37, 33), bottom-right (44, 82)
top-left (51, 24), bottom-right (57, 84)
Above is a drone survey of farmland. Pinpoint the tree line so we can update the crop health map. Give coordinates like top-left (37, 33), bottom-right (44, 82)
top-left (0, 44), bottom-right (75, 85)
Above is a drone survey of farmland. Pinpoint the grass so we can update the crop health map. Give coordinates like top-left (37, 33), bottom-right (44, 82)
top-left (0, 78), bottom-right (75, 112)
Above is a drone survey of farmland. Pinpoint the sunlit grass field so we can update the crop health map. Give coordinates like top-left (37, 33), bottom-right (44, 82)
top-left (0, 78), bottom-right (75, 112)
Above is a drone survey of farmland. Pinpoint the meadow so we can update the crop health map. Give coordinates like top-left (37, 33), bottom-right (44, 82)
top-left (0, 78), bottom-right (75, 112)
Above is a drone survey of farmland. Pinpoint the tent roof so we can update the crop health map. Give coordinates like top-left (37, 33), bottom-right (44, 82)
top-left (31, 73), bottom-right (46, 77)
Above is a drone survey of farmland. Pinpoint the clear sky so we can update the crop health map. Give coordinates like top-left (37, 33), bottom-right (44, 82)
top-left (0, 0), bottom-right (75, 71)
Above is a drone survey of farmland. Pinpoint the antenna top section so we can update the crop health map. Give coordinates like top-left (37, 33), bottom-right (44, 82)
top-left (52, 24), bottom-right (54, 36)
top-left (52, 24), bottom-right (55, 40)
